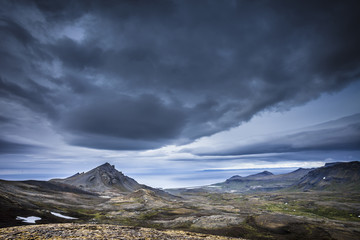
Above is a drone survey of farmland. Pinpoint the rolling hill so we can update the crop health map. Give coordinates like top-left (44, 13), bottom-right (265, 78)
top-left (292, 161), bottom-right (360, 192)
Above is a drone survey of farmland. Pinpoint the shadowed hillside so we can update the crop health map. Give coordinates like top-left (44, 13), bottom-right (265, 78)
top-left (292, 161), bottom-right (360, 192)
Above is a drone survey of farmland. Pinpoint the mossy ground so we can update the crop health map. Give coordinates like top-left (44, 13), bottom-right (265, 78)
top-left (1, 183), bottom-right (360, 240)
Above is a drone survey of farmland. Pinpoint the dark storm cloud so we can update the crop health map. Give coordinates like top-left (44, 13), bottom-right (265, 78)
top-left (48, 38), bottom-right (104, 70)
top-left (0, 77), bottom-right (56, 117)
top-left (62, 94), bottom-right (187, 150)
top-left (0, 114), bottom-right (11, 123)
top-left (0, 138), bottom-right (44, 154)
top-left (0, 17), bottom-right (34, 46)
top-left (1, 0), bottom-right (360, 150)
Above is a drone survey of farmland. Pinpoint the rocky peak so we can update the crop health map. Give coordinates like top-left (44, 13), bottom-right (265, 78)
top-left (247, 171), bottom-right (273, 178)
top-left (96, 162), bottom-right (115, 171)
top-left (51, 162), bottom-right (141, 192)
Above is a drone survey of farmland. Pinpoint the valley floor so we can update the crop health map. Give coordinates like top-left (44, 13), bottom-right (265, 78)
top-left (1, 179), bottom-right (360, 240)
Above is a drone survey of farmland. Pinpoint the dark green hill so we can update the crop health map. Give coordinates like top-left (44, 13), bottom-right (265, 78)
top-left (0, 179), bottom-right (102, 227)
top-left (292, 161), bottom-right (360, 192)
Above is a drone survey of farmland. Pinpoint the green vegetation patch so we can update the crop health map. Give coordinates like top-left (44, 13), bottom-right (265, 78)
top-left (263, 202), bottom-right (360, 221)
top-left (300, 205), bottom-right (360, 221)
top-left (138, 210), bottom-right (161, 220)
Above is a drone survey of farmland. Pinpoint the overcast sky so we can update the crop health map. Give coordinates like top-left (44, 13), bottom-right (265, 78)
top-left (0, 0), bottom-right (360, 188)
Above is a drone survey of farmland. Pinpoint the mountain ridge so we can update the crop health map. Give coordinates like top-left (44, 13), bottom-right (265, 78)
top-left (51, 162), bottom-right (142, 193)
top-left (50, 162), bottom-right (175, 199)
top-left (226, 170), bottom-right (274, 182)
top-left (292, 161), bottom-right (360, 191)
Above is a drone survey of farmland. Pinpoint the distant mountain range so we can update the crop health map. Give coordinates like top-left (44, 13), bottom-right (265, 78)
top-left (225, 167), bottom-right (314, 183)
top-left (226, 170), bottom-right (274, 181)
top-left (1, 161), bottom-right (359, 199)
top-left (167, 161), bottom-right (360, 194)
top-left (205, 167), bottom-right (313, 193)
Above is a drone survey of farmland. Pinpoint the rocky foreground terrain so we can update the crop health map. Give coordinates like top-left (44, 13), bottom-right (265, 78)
top-left (0, 223), bottom-right (239, 240)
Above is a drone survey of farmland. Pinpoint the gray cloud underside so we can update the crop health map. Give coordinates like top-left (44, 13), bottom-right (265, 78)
top-left (0, 138), bottom-right (45, 154)
top-left (190, 113), bottom-right (360, 157)
top-left (1, 0), bottom-right (360, 150)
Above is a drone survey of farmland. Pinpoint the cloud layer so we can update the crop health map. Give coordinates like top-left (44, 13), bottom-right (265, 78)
top-left (1, 0), bottom-right (360, 150)
top-left (187, 113), bottom-right (360, 157)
